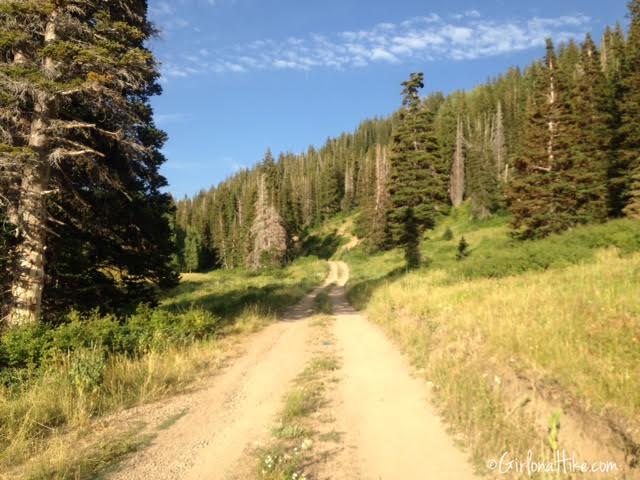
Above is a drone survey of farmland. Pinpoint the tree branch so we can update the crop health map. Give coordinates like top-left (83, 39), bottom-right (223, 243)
top-left (50, 147), bottom-right (106, 161)
top-left (531, 165), bottom-right (552, 173)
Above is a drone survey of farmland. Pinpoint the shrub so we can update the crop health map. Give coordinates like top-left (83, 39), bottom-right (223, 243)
top-left (0, 305), bottom-right (222, 381)
top-left (68, 347), bottom-right (107, 395)
top-left (0, 322), bottom-right (50, 370)
top-left (48, 311), bottom-right (122, 356)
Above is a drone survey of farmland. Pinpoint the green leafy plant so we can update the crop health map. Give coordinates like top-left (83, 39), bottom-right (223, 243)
top-left (68, 347), bottom-right (107, 396)
top-left (548, 411), bottom-right (561, 452)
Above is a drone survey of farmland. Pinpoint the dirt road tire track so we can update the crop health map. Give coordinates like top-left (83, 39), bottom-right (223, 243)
top-left (316, 261), bottom-right (478, 479)
top-left (111, 261), bottom-right (477, 479)
top-left (109, 263), bottom-right (339, 480)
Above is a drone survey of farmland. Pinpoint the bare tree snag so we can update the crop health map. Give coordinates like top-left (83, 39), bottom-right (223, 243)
top-left (450, 117), bottom-right (465, 207)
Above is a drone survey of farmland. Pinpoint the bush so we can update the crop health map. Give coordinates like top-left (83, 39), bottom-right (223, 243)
top-left (68, 347), bottom-right (107, 395)
top-left (49, 311), bottom-right (122, 356)
top-left (0, 305), bottom-right (222, 383)
top-left (0, 322), bottom-right (50, 370)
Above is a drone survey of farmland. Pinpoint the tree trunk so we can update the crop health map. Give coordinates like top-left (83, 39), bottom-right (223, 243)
top-left (7, 10), bottom-right (58, 325)
top-left (8, 160), bottom-right (51, 325)
top-left (450, 117), bottom-right (465, 207)
top-left (547, 53), bottom-right (557, 166)
top-left (493, 102), bottom-right (506, 181)
top-left (374, 144), bottom-right (389, 213)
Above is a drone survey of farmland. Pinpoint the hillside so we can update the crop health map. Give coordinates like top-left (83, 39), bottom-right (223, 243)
top-left (1, 208), bottom-right (638, 479)
top-left (339, 207), bottom-right (640, 473)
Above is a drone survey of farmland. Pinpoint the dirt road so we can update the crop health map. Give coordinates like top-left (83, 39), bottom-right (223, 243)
top-left (318, 262), bottom-right (477, 479)
top-left (111, 261), bottom-right (477, 479)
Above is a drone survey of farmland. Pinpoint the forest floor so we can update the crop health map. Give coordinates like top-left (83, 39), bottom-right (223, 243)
top-left (107, 261), bottom-right (477, 480)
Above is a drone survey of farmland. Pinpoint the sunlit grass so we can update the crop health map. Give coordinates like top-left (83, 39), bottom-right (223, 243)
top-left (350, 227), bottom-right (640, 422)
top-left (353, 249), bottom-right (640, 466)
top-left (337, 210), bottom-right (640, 470)
top-left (0, 257), bottom-right (328, 478)
top-left (162, 256), bottom-right (328, 318)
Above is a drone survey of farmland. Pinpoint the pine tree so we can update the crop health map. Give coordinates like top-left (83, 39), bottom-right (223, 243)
top-left (183, 227), bottom-right (203, 273)
top-left (602, 23), bottom-right (628, 216)
top-left (508, 40), bottom-right (576, 238)
top-left (434, 90), bottom-right (466, 185)
top-left (387, 73), bottom-right (447, 245)
top-left (341, 157), bottom-right (355, 210)
top-left (370, 144), bottom-right (390, 248)
top-left (565, 34), bottom-right (609, 223)
top-left (0, 1), bottom-right (176, 323)
top-left (318, 158), bottom-right (341, 220)
top-left (465, 116), bottom-right (498, 219)
top-left (620, 0), bottom-right (640, 218)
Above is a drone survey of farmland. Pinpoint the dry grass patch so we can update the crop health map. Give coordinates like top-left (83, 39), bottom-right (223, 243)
top-left (1, 258), bottom-right (328, 479)
top-left (362, 249), bottom-right (640, 473)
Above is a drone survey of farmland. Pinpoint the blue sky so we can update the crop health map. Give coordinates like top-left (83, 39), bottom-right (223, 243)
top-left (147, 0), bottom-right (629, 199)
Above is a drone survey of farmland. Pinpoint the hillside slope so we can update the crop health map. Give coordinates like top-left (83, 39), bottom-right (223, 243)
top-left (337, 207), bottom-right (640, 476)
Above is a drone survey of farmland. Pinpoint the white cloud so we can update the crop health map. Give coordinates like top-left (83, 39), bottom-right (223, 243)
top-left (156, 9), bottom-right (592, 77)
top-left (370, 47), bottom-right (398, 63)
top-left (440, 26), bottom-right (474, 44)
top-left (150, 0), bottom-right (231, 32)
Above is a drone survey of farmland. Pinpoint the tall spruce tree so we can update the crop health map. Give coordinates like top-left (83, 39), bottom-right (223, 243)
top-left (602, 23), bottom-right (628, 215)
top-left (508, 40), bottom-right (576, 238)
top-left (620, 0), bottom-right (640, 218)
top-left (387, 72), bottom-right (447, 245)
top-left (492, 101), bottom-right (507, 182)
top-left (465, 115), bottom-right (499, 219)
top-left (565, 34), bottom-right (609, 223)
top-left (0, 0), bottom-right (177, 323)
top-left (183, 227), bottom-right (204, 273)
